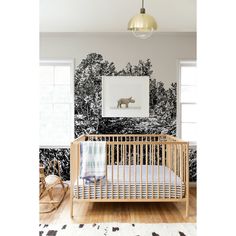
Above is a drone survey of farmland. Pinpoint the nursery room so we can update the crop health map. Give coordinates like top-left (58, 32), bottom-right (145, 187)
top-left (39, 0), bottom-right (197, 235)
top-left (3, 0), bottom-right (236, 236)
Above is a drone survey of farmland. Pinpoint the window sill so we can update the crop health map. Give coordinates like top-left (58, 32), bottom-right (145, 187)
top-left (39, 145), bottom-right (70, 149)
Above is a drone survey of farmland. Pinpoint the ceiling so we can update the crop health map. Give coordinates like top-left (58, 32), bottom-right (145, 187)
top-left (40, 0), bottom-right (196, 33)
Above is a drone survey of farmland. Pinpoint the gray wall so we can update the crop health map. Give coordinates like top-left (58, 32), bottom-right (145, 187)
top-left (40, 32), bottom-right (196, 87)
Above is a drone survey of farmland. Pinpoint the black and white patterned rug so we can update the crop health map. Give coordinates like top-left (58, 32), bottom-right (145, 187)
top-left (39, 223), bottom-right (196, 236)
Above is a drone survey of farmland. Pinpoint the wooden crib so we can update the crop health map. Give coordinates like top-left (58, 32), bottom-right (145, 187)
top-left (70, 134), bottom-right (189, 218)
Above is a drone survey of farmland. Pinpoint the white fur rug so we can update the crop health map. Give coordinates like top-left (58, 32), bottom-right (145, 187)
top-left (39, 223), bottom-right (196, 236)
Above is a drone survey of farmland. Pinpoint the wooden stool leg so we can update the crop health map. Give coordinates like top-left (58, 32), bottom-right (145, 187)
top-left (70, 196), bottom-right (73, 219)
top-left (60, 180), bottom-right (66, 192)
top-left (48, 189), bottom-right (57, 209)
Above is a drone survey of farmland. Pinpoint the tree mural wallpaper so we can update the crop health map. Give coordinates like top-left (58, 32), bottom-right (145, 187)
top-left (74, 53), bottom-right (177, 136)
top-left (39, 53), bottom-right (197, 182)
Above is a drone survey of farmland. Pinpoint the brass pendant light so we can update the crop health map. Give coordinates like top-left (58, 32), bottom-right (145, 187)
top-left (128, 0), bottom-right (158, 39)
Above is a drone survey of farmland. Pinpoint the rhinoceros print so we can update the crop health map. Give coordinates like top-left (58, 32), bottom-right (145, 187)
top-left (117, 97), bottom-right (135, 108)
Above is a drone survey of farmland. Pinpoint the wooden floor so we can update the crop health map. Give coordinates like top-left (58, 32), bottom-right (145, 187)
top-left (40, 187), bottom-right (196, 224)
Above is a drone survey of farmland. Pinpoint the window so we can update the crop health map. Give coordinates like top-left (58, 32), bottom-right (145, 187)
top-left (178, 61), bottom-right (197, 144)
top-left (40, 60), bottom-right (74, 147)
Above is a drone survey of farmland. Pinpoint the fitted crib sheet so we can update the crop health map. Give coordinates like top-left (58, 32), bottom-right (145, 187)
top-left (74, 165), bottom-right (185, 199)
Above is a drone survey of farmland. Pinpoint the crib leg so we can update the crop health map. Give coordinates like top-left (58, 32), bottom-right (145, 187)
top-left (70, 197), bottom-right (73, 219)
top-left (185, 198), bottom-right (189, 217)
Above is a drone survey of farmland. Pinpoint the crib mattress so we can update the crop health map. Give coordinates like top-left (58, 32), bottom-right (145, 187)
top-left (73, 165), bottom-right (185, 199)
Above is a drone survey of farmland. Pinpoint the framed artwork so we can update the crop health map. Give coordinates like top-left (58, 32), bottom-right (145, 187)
top-left (102, 76), bottom-right (149, 117)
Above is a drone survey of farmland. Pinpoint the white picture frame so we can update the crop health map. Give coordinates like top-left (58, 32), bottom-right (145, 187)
top-left (102, 76), bottom-right (149, 117)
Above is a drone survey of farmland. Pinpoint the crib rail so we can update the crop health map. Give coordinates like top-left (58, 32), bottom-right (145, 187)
top-left (70, 134), bottom-right (189, 217)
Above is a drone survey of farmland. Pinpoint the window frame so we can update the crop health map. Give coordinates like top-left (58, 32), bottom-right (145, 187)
top-left (177, 60), bottom-right (197, 146)
top-left (39, 59), bottom-right (75, 148)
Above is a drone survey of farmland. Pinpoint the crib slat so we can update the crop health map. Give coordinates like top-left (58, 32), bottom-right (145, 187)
top-left (185, 143), bottom-right (188, 190)
top-left (121, 144), bottom-right (122, 199)
top-left (117, 144), bottom-right (119, 199)
top-left (163, 144), bottom-right (165, 199)
top-left (123, 144), bottom-right (125, 199)
top-left (180, 144), bottom-right (183, 199)
top-left (82, 179), bottom-right (85, 199)
top-left (169, 144), bottom-right (171, 199)
top-left (106, 144), bottom-right (109, 199)
top-left (94, 143), bottom-right (96, 200)
top-left (140, 144), bottom-right (143, 199)
top-left (112, 144), bottom-right (114, 199)
top-left (182, 144), bottom-right (185, 200)
top-left (70, 142), bottom-right (75, 217)
top-left (94, 178), bottom-right (96, 199)
top-left (146, 144), bottom-right (148, 199)
top-left (88, 180), bottom-right (91, 199)
top-left (76, 143), bottom-right (79, 199)
top-left (137, 142), bottom-right (139, 165)
top-left (174, 144), bottom-right (177, 199)
top-left (157, 144), bottom-right (160, 199)
top-left (152, 144), bottom-right (154, 199)
top-left (186, 143), bottom-right (189, 216)
top-left (129, 144), bottom-right (131, 199)
top-left (182, 144), bottom-right (184, 184)
top-left (100, 161), bottom-right (102, 199)
top-left (184, 144), bottom-right (186, 183)
top-left (76, 142), bottom-right (85, 199)
top-left (134, 144), bottom-right (136, 199)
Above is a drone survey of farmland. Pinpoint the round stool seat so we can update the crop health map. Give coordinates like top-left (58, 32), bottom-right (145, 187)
top-left (45, 175), bottom-right (61, 186)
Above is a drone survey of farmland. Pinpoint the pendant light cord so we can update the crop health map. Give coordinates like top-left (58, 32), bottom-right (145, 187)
top-left (140, 0), bottom-right (145, 14)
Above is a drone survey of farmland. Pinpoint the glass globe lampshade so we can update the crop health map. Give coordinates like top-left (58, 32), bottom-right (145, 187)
top-left (128, 7), bottom-right (158, 39)
top-left (132, 28), bottom-right (154, 40)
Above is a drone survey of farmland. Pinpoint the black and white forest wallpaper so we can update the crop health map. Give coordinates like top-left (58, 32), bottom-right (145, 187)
top-left (39, 53), bottom-right (197, 182)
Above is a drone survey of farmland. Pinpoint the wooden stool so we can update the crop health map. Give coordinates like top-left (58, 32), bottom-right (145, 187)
top-left (39, 160), bottom-right (68, 214)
